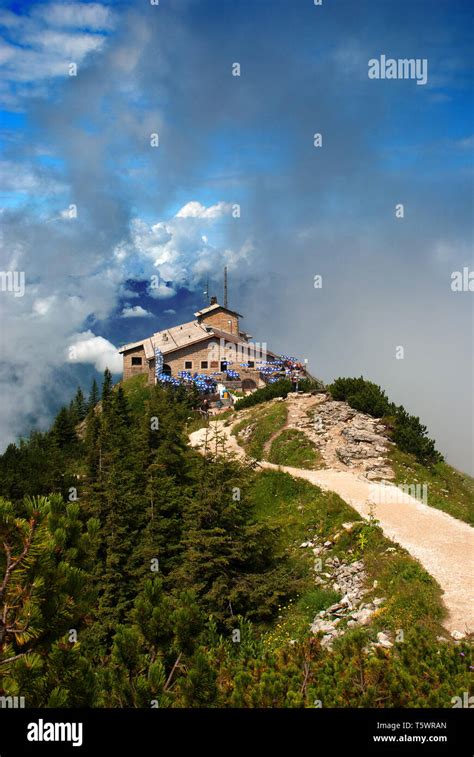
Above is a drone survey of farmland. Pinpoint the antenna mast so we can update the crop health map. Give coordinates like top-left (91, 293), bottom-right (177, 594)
top-left (204, 275), bottom-right (209, 305)
top-left (224, 266), bottom-right (228, 308)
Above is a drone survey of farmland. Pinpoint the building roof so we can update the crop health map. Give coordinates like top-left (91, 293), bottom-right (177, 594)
top-left (194, 302), bottom-right (243, 319)
top-left (119, 320), bottom-right (246, 355)
top-left (119, 318), bottom-right (278, 359)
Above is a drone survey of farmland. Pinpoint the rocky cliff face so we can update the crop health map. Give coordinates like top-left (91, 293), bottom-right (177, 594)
top-left (286, 394), bottom-right (394, 479)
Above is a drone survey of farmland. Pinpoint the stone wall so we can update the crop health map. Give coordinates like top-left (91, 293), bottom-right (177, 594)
top-left (164, 339), bottom-right (258, 375)
top-left (122, 336), bottom-right (265, 387)
top-left (122, 344), bottom-right (148, 382)
top-left (198, 310), bottom-right (239, 334)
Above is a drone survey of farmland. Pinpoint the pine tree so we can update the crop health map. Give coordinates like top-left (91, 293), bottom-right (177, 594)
top-left (73, 387), bottom-right (87, 421)
top-left (101, 368), bottom-right (113, 408)
top-left (130, 387), bottom-right (192, 581)
top-left (51, 406), bottom-right (77, 450)
top-left (90, 389), bottom-right (149, 644)
top-left (0, 495), bottom-right (98, 680)
top-left (174, 441), bottom-right (285, 626)
top-left (88, 378), bottom-right (99, 412)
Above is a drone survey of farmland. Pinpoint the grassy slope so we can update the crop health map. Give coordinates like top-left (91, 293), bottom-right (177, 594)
top-left (249, 471), bottom-right (445, 647)
top-left (390, 447), bottom-right (474, 525)
top-left (121, 383), bottom-right (456, 638)
top-left (268, 428), bottom-right (324, 469)
top-left (232, 401), bottom-right (287, 459)
top-left (123, 376), bottom-right (473, 526)
top-left (120, 383), bottom-right (465, 705)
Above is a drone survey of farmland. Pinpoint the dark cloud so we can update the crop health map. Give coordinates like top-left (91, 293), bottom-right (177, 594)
top-left (0, 0), bottom-right (472, 472)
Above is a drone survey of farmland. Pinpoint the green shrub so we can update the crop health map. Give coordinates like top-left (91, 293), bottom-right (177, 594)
top-left (328, 377), bottom-right (443, 466)
top-left (235, 378), bottom-right (320, 410)
top-left (392, 408), bottom-right (442, 465)
top-left (328, 376), bottom-right (392, 417)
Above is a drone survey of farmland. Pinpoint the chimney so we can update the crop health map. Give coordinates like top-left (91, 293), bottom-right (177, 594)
top-left (210, 295), bottom-right (217, 305)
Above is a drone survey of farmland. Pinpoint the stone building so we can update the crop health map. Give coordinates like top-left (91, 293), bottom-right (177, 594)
top-left (119, 297), bottom-right (278, 389)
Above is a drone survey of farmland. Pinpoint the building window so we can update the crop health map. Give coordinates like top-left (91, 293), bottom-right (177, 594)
top-left (131, 357), bottom-right (142, 366)
top-left (201, 361), bottom-right (208, 369)
top-left (184, 361), bottom-right (193, 370)
top-left (248, 361), bottom-right (254, 368)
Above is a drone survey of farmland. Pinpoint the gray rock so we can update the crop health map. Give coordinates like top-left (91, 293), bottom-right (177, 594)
top-left (351, 606), bottom-right (374, 626)
top-left (311, 619), bottom-right (340, 634)
top-left (376, 632), bottom-right (393, 649)
top-left (342, 522), bottom-right (355, 531)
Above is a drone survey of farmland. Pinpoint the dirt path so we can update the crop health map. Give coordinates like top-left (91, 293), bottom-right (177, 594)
top-left (190, 421), bottom-right (474, 635)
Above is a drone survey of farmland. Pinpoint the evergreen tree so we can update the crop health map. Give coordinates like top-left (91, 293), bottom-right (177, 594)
top-left (174, 440), bottom-right (288, 626)
top-left (73, 387), bottom-right (87, 422)
top-left (88, 378), bottom-right (99, 412)
top-left (0, 495), bottom-right (99, 685)
top-left (89, 389), bottom-right (148, 645)
top-left (51, 406), bottom-right (77, 450)
top-left (101, 368), bottom-right (113, 408)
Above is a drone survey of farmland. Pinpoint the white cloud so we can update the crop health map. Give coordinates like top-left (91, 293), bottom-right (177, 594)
top-left (121, 305), bottom-right (152, 318)
top-left (33, 295), bottom-right (57, 316)
top-left (175, 200), bottom-right (231, 219)
top-left (164, 308), bottom-right (176, 314)
top-left (0, 160), bottom-right (65, 194)
top-left (0, 191), bottom-right (251, 451)
top-left (68, 331), bottom-right (122, 373)
top-left (0, 2), bottom-right (113, 103)
top-left (20, 27), bottom-right (105, 56)
top-left (114, 202), bottom-right (253, 299)
top-left (148, 279), bottom-right (177, 300)
top-left (32, 3), bottom-right (115, 31)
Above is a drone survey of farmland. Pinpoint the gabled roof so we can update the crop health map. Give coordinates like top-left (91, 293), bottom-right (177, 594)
top-left (119, 319), bottom-right (278, 360)
top-left (194, 302), bottom-right (243, 319)
top-left (119, 320), bottom-right (208, 356)
top-left (119, 319), bottom-right (240, 357)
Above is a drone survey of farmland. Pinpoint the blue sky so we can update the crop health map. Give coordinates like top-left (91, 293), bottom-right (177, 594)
top-left (0, 0), bottom-right (472, 471)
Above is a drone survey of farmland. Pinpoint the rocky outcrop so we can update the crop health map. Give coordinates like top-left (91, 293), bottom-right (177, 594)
top-left (303, 536), bottom-right (387, 649)
top-left (288, 396), bottom-right (394, 479)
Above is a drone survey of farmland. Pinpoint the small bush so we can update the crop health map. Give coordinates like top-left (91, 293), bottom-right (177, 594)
top-left (235, 378), bottom-right (320, 410)
top-left (392, 408), bottom-right (442, 465)
top-left (328, 376), bottom-right (392, 417)
top-left (327, 376), bottom-right (443, 466)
